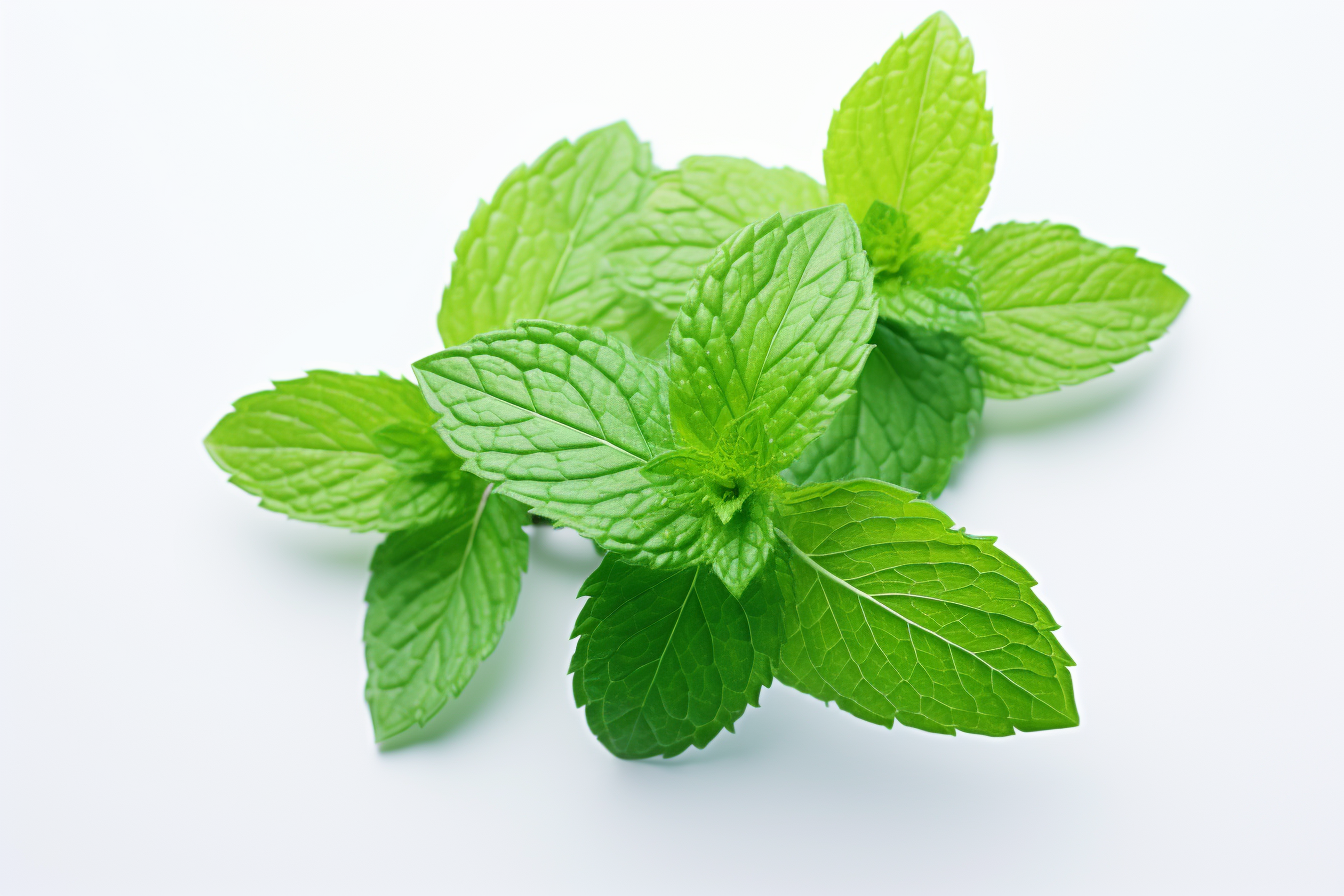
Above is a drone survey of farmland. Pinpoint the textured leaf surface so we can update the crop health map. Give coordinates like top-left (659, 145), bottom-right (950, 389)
top-left (436, 122), bottom-right (655, 349)
top-left (414, 321), bottom-right (702, 566)
top-left (772, 479), bottom-right (1077, 736)
top-left (962, 222), bottom-right (1189, 398)
top-left (786, 321), bottom-right (982, 497)
top-left (205, 371), bottom-right (467, 531)
top-left (878, 250), bottom-right (983, 335)
top-left (702, 497), bottom-right (775, 598)
top-left (364, 488), bottom-right (531, 741)
top-left (824, 12), bottom-right (995, 249)
top-left (605, 156), bottom-right (828, 335)
top-left (667, 206), bottom-right (876, 472)
top-left (570, 554), bottom-right (782, 758)
top-left (858, 200), bottom-right (921, 273)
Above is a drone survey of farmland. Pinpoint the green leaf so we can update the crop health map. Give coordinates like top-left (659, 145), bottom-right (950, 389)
top-left (413, 321), bottom-right (702, 566)
top-left (667, 206), bottom-right (876, 473)
top-left (878, 250), bottom-right (983, 335)
top-left (570, 554), bottom-right (783, 759)
top-left (364, 487), bottom-right (531, 741)
top-left (824, 12), bottom-right (995, 250)
top-left (436, 121), bottom-right (656, 350)
top-left (772, 479), bottom-right (1077, 736)
top-left (785, 320), bottom-right (983, 497)
top-left (961, 222), bottom-right (1190, 398)
top-left (605, 156), bottom-right (828, 331)
top-left (858, 200), bottom-right (921, 273)
top-left (703, 497), bottom-right (775, 598)
top-left (638, 417), bottom-right (779, 596)
top-left (204, 371), bottom-right (469, 531)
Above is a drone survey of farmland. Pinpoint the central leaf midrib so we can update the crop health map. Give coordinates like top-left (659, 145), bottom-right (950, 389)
top-left (741, 212), bottom-right (843, 414)
top-left (536, 190), bottom-right (598, 322)
top-left (891, 25), bottom-right (941, 215)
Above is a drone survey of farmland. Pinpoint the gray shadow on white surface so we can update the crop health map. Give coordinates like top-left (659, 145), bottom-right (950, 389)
top-left (375, 648), bottom-right (516, 752)
top-left (975, 345), bottom-right (1172, 438)
top-left (529, 521), bottom-right (606, 575)
top-left (246, 515), bottom-right (381, 572)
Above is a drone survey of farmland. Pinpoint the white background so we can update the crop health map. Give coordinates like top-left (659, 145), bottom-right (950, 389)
top-left (2, 2), bottom-right (1341, 893)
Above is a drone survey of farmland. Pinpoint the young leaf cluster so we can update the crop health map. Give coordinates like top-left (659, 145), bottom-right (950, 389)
top-left (204, 11), bottom-right (1184, 758)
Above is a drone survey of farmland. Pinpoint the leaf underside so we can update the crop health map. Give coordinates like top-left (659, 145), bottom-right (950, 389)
top-left (363, 489), bottom-right (531, 741)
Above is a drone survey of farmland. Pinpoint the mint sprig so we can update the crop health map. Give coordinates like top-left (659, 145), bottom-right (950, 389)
top-left (412, 207), bottom-right (1076, 750)
top-left (204, 10), bottom-right (1182, 756)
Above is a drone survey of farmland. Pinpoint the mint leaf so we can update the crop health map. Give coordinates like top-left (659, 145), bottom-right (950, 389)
top-left (878, 250), bottom-right (983, 335)
top-left (436, 121), bottom-right (656, 350)
top-left (667, 206), bottom-right (876, 472)
top-left (363, 487), bottom-right (531, 741)
top-left (825, 12), bottom-right (995, 250)
top-left (785, 320), bottom-right (983, 497)
top-left (962, 222), bottom-right (1189, 398)
top-left (605, 156), bottom-right (828, 329)
top-left (205, 371), bottom-right (468, 531)
top-left (772, 479), bottom-right (1077, 735)
top-left (858, 201), bottom-right (981, 334)
top-left (638, 408), bottom-right (778, 595)
top-left (413, 321), bottom-right (702, 566)
top-left (858, 200), bottom-right (921, 273)
top-left (570, 554), bottom-right (782, 758)
top-left (702, 499), bottom-right (774, 598)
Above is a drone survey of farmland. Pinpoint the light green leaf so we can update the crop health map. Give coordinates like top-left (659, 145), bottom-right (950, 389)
top-left (413, 321), bottom-right (702, 567)
top-left (824, 12), bottom-right (995, 249)
top-left (667, 206), bottom-right (876, 473)
top-left (962, 222), bottom-right (1189, 398)
top-left (375, 471), bottom-right (472, 532)
top-left (638, 422), bottom-right (779, 596)
top-left (785, 320), bottom-right (983, 497)
top-left (364, 487), bottom-right (531, 741)
top-left (772, 479), bottom-right (1077, 736)
top-left (570, 554), bottom-right (782, 759)
top-left (204, 371), bottom-right (469, 531)
top-left (436, 121), bottom-right (656, 350)
top-left (858, 200), bottom-right (921, 273)
top-left (605, 156), bottom-right (828, 330)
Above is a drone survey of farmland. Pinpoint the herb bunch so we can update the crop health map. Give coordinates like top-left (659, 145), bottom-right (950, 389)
top-left (205, 13), bottom-right (1185, 757)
